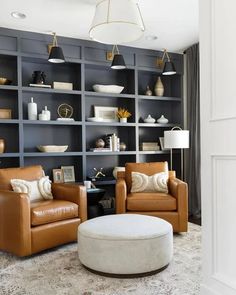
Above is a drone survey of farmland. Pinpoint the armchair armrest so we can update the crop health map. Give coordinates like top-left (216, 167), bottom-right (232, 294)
top-left (51, 183), bottom-right (87, 222)
top-left (169, 178), bottom-right (188, 231)
top-left (115, 178), bottom-right (127, 214)
top-left (0, 190), bottom-right (31, 256)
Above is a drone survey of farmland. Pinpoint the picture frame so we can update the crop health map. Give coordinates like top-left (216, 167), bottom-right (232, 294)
top-left (52, 169), bottom-right (64, 183)
top-left (159, 137), bottom-right (170, 151)
top-left (61, 166), bottom-right (75, 183)
top-left (94, 106), bottom-right (118, 122)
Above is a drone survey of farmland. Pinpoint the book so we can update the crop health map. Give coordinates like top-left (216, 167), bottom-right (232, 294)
top-left (90, 148), bottom-right (112, 152)
top-left (141, 146), bottom-right (160, 151)
top-left (29, 84), bottom-right (52, 88)
top-left (53, 82), bottom-right (73, 90)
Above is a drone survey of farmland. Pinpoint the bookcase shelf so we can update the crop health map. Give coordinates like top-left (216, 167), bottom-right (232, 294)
top-left (0, 27), bottom-right (183, 181)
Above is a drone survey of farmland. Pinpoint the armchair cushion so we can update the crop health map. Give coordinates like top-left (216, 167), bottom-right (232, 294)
top-left (130, 172), bottom-right (168, 193)
top-left (30, 200), bottom-right (78, 226)
top-left (127, 192), bottom-right (176, 211)
top-left (125, 162), bottom-right (168, 192)
top-left (11, 176), bottom-right (53, 202)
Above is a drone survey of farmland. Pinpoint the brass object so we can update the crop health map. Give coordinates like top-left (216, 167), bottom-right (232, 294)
top-left (156, 58), bottom-right (164, 69)
top-left (57, 104), bottom-right (73, 118)
top-left (0, 77), bottom-right (12, 85)
top-left (0, 139), bottom-right (5, 153)
top-left (156, 49), bottom-right (171, 69)
top-left (106, 51), bottom-right (114, 61)
top-left (47, 44), bottom-right (53, 54)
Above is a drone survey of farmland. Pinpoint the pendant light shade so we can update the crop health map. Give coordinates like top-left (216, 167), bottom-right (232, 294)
top-left (111, 54), bottom-right (126, 70)
top-left (162, 61), bottom-right (176, 76)
top-left (48, 33), bottom-right (65, 63)
top-left (110, 45), bottom-right (126, 70)
top-left (89, 0), bottom-right (145, 44)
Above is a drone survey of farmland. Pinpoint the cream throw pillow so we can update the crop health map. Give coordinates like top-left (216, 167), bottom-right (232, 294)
top-left (11, 176), bottom-right (53, 202)
top-left (131, 172), bottom-right (168, 193)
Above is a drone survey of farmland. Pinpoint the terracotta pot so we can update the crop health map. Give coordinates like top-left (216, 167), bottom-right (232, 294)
top-left (0, 139), bottom-right (5, 153)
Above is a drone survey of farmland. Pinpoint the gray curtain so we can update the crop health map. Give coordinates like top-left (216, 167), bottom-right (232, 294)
top-left (185, 43), bottom-right (201, 218)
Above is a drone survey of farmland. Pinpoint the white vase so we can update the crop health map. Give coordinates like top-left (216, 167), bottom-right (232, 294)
top-left (120, 118), bottom-right (127, 123)
top-left (43, 106), bottom-right (51, 120)
top-left (144, 114), bottom-right (155, 123)
top-left (154, 77), bottom-right (164, 96)
top-left (157, 115), bottom-right (169, 124)
top-left (28, 97), bottom-right (37, 120)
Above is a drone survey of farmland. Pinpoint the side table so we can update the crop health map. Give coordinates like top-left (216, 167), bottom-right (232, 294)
top-left (87, 188), bottom-right (106, 219)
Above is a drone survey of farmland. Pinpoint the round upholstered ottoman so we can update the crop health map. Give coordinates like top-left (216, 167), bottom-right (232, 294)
top-left (78, 214), bottom-right (173, 277)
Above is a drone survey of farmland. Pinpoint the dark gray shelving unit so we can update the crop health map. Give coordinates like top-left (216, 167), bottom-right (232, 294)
top-left (0, 27), bottom-right (183, 180)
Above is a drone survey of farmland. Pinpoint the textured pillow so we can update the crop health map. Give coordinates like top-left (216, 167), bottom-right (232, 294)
top-left (11, 176), bottom-right (53, 202)
top-left (131, 172), bottom-right (168, 193)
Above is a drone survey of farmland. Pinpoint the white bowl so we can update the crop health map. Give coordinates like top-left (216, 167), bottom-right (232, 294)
top-left (37, 145), bottom-right (68, 152)
top-left (87, 117), bottom-right (104, 122)
top-left (92, 84), bottom-right (124, 94)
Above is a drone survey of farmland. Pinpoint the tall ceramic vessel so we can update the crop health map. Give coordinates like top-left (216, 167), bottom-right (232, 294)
top-left (154, 77), bottom-right (164, 96)
top-left (28, 97), bottom-right (37, 120)
top-left (0, 139), bottom-right (5, 153)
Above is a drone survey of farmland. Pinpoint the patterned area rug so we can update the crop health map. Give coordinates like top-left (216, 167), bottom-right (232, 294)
top-left (0, 223), bottom-right (201, 295)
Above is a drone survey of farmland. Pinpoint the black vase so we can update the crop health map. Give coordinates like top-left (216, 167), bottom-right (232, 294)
top-left (32, 71), bottom-right (46, 84)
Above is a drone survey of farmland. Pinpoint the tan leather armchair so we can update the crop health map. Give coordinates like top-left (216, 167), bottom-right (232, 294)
top-left (116, 162), bottom-right (188, 232)
top-left (0, 165), bottom-right (87, 257)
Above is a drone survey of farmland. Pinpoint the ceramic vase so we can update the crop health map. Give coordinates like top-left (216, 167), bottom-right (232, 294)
top-left (0, 139), bottom-right (5, 153)
top-left (28, 97), bottom-right (37, 120)
top-left (144, 114), bottom-right (155, 123)
top-left (154, 77), bottom-right (164, 96)
top-left (157, 115), bottom-right (169, 124)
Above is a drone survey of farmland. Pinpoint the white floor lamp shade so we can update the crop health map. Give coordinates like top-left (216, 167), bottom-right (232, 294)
top-left (164, 127), bottom-right (189, 179)
top-left (89, 0), bottom-right (145, 44)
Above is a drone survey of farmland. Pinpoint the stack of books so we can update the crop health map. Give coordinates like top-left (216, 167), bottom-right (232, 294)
top-left (91, 133), bottom-right (120, 152)
top-left (104, 133), bottom-right (120, 151)
top-left (141, 142), bottom-right (160, 151)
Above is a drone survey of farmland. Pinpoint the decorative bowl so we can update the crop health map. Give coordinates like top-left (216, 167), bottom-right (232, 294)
top-left (0, 77), bottom-right (12, 85)
top-left (37, 145), bottom-right (68, 153)
top-left (92, 84), bottom-right (124, 94)
top-left (87, 117), bottom-right (103, 122)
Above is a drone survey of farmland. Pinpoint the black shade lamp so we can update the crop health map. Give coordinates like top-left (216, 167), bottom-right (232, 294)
top-left (48, 32), bottom-right (65, 63)
top-left (158, 49), bottom-right (176, 75)
top-left (111, 45), bottom-right (126, 70)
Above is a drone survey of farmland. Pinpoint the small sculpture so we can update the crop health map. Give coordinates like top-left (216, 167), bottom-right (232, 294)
top-left (145, 85), bottom-right (152, 96)
top-left (95, 138), bottom-right (105, 148)
top-left (93, 168), bottom-right (106, 178)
